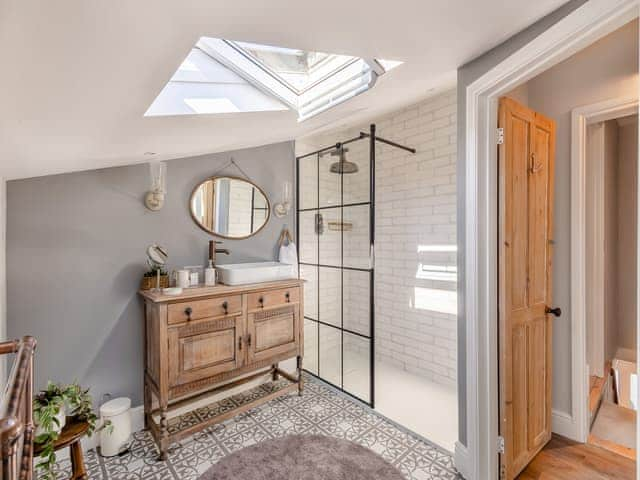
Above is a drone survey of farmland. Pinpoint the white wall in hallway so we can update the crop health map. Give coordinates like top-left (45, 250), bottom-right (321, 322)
top-left (615, 115), bottom-right (638, 353)
top-left (297, 88), bottom-right (458, 388)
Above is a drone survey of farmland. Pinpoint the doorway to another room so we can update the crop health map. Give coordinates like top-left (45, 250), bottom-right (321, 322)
top-left (584, 112), bottom-right (638, 460)
top-left (495, 17), bottom-right (638, 480)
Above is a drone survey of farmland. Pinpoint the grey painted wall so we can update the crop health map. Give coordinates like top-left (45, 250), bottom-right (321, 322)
top-left (455, 0), bottom-right (588, 446)
top-left (6, 141), bottom-right (295, 405)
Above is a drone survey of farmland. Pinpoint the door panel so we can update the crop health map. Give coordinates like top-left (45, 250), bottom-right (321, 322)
top-left (168, 316), bottom-right (244, 387)
top-left (499, 97), bottom-right (556, 479)
top-left (247, 305), bottom-right (299, 364)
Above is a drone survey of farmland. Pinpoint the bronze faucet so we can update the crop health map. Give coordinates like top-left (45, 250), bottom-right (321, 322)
top-left (209, 240), bottom-right (230, 265)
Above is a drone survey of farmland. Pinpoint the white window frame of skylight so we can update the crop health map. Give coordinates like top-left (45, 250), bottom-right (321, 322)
top-left (198, 37), bottom-right (299, 110)
top-left (230, 41), bottom-right (360, 95)
top-left (197, 37), bottom-right (389, 122)
top-left (297, 60), bottom-right (377, 121)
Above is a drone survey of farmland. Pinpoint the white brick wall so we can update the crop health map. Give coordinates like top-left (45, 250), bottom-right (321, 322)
top-left (296, 88), bottom-right (457, 388)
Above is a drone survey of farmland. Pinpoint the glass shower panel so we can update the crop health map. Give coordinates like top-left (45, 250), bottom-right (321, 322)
top-left (318, 324), bottom-right (341, 387)
top-left (298, 210), bottom-right (318, 265)
top-left (319, 207), bottom-right (342, 267)
top-left (342, 141), bottom-right (370, 205)
top-left (299, 264), bottom-right (318, 320)
top-left (343, 269), bottom-right (370, 337)
top-left (297, 134), bottom-right (374, 407)
top-left (319, 267), bottom-right (341, 328)
top-left (318, 151), bottom-right (342, 208)
top-left (304, 318), bottom-right (319, 375)
top-left (342, 204), bottom-right (371, 270)
top-left (343, 332), bottom-right (371, 403)
top-left (298, 154), bottom-right (318, 210)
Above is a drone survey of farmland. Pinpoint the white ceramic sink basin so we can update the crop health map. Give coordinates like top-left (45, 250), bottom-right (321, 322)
top-left (216, 262), bottom-right (296, 286)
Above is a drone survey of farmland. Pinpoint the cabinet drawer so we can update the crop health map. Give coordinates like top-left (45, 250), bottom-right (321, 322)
top-left (247, 287), bottom-right (300, 311)
top-left (168, 295), bottom-right (242, 325)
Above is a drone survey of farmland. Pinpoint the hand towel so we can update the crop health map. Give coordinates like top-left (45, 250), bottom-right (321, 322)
top-left (279, 242), bottom-right (299, 277)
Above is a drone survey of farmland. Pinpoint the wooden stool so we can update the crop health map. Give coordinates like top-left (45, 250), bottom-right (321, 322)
top-left (34, 417), bottom-right (90, 480)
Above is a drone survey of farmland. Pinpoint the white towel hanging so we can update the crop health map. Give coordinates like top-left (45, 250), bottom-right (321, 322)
top-left (278, 228), bottom-right (298, 276)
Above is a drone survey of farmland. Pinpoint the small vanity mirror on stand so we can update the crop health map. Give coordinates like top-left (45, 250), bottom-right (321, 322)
top-left (143, 244), bottom-right (168, 292)
top-left (147, 245), bottom-right (167, 268)
top-left (190, 176), bottom-right (270, 239)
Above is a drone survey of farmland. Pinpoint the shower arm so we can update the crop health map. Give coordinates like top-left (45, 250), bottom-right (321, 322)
top-left (358, 132), bottom-right (417, 154)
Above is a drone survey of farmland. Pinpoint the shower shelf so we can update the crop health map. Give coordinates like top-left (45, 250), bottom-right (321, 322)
top-left (328, 221), bottom-right (353, 231)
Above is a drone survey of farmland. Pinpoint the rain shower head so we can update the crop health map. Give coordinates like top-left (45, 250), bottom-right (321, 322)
top-left (328, 146), bottom-right (359, 174)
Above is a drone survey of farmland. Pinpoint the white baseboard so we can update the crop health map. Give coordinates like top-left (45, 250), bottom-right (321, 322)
top-left (454, 441), bottom-right (471, 479)
top-left (551, 409), bottom-right (578, 441)
top-left (50, 405), bottom-right (145, 462)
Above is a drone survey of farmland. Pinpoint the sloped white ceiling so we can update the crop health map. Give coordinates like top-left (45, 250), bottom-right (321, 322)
top-left (0, 0), bottom-right (567, 179)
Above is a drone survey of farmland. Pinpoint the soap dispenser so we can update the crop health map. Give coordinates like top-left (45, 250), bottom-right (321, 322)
top-left (205, 259), bottom-right (216, 286)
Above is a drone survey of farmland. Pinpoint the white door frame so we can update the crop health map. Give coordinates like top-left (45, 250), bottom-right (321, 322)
top-left (455, 1), bottom-right (640, 479)
top-left (571, 96), bottom-right (639, 444)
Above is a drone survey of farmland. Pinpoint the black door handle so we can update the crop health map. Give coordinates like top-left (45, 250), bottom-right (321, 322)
top-left (545, 306), bottom-right (561, 317)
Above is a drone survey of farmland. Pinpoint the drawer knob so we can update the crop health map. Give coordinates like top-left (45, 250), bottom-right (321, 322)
top-left (285, 292), bottom-right (290, 303)
top-left (222, 301), bottom-right (228, 315)
top-left (184, 307), bottom-right (193, 320)
top-left (258, 297), bottom-right (264, 308)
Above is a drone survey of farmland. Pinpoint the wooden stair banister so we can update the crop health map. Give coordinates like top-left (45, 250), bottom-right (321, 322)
top-left (0, 336), bottom-right (37, 480)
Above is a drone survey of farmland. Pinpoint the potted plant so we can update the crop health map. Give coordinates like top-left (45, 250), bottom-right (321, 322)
top-left (34, 381), bottom-right (109, 480)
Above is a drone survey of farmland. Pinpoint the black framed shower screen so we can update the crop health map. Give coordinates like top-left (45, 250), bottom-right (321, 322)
top-left (296, 124), bottom-right (416, 407)
top-left (296, 126), bottom-right (377, 406)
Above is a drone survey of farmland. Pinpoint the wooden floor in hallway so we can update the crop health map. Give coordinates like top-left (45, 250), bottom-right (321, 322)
top-left (517, 435), bottom-right (635, 479)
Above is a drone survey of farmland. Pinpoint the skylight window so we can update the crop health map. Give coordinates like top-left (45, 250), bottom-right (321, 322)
top-left (233, 41), bottom-right (357, 94)
top-left (145, 37), bottom-right (402, 122)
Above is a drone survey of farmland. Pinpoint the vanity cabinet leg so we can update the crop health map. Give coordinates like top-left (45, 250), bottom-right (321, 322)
top-left (271, 364), bottom-right (279, 381)
top-left (143, 382), bottom-right (151, 429)
top-left (158, 406), bottom-right (169, 460)
top-left (296, 356), bottom-right (304, 396)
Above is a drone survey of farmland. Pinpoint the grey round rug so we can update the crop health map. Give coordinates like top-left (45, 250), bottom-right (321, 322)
top-left (200, 434), bottom-right (405, 480)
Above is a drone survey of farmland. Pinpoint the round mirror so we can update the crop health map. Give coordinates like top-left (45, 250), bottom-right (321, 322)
top-left (190, 176), bottom-right (270, 239)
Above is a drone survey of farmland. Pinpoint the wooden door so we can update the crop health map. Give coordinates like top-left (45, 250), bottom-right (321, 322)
top-left (168, 315), bottom-right (244, 387)
top-left (498, 97), bottom-right (556, 479)
top-left (247, 305), bottom-right (300, 364)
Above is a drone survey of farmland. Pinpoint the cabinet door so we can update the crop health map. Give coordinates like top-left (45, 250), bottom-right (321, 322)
top-left (247, 305), bottom-right (299, 364)
top-left (168, 316), bottom-right (244, 387)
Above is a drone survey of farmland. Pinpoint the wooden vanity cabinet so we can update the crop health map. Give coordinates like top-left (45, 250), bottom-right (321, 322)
top-left (140, 279), bottom-right (304, 458)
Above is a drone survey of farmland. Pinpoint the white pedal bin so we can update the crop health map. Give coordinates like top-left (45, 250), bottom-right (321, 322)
top-left (100, 397), bottom-right (131, 456)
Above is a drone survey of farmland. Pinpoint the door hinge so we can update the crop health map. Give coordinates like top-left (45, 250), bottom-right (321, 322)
top-left (497, 435), bottom-right (505, 454)
top-left (497, 127), bottom-right (504, 145)
top-left (500, 463), bottom-right (507, 480)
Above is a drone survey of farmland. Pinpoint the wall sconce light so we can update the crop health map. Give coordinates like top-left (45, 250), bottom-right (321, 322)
top-left (144, 161), bottom-right (167, 211)
top-left (273, 181), bottom-right (291, 218)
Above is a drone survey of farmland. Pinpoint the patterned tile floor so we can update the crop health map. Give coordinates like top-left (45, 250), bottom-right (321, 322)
top-left (45, 375), bottom-right (459, 480)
